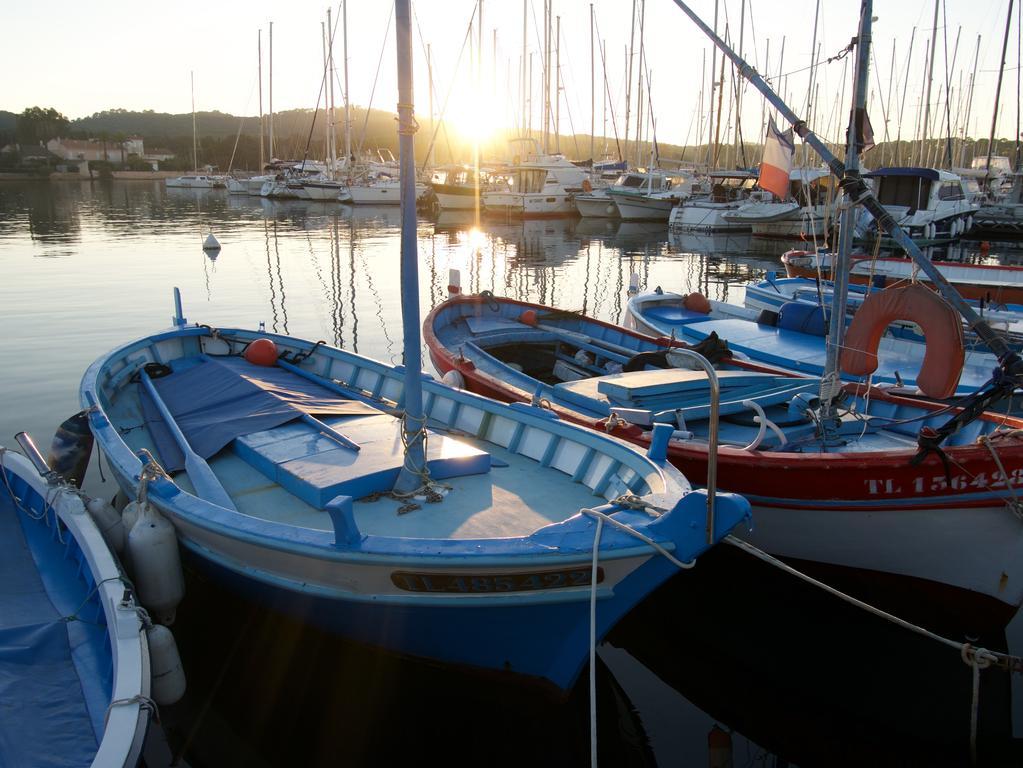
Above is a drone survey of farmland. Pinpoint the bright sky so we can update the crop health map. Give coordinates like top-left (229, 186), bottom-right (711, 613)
top-left (3, 0), bottom-right (1022, 154)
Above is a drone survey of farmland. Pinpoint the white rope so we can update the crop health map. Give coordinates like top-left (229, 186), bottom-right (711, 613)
top-left (104, 694), bottom-right (159, 729)
top-left (724, 534), bottom-right (1022, 758)
top-left (588, 515), bottom-right (603, 768)
top-left (963, 643), bottom-right (995, 766)
top-left (580, 501), bottom-right (700, 768)
top-left (981, 434), bottom-right (1023, 519)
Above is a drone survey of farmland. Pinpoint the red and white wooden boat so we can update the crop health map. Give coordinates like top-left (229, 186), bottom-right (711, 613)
top-left (426, 291), bottom-right (1023, 633)
top-left (783, 249), bottom-right (1023, 305)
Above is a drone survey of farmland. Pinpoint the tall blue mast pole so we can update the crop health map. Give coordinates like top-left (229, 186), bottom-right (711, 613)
top-left (669, 0), bottom-right (1022, 373)
top-left (820, 0), bottom-right (872, 426)
top-left (393, 0), bottom-right (428, 494)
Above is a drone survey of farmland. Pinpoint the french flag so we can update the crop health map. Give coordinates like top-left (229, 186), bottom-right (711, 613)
top-left (758, 117), bottom-right (794, 200)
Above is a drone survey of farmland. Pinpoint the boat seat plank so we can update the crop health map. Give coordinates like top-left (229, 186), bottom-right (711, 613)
top-left (234, 414), bottom-right (492, 509)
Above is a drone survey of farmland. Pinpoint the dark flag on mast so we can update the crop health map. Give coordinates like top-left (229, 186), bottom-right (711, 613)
top-left (849, 107), bottom-right (875, 153)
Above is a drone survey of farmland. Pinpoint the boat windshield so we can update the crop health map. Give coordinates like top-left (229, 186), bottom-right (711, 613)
top-left (875, 176), bottom-right (931, 209)
top-left (512, 169), bottom-right (549, 193)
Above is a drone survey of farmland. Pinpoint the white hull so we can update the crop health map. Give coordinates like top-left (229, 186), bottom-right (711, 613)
top-left (483, 192), bottom-right (578, 218)
top-left (574, 193), bottom-right (618, 218)
top-left (669, 201), bottom-right (752, 232)
top-left (609, 194), bottom-right (675, 222)
top-left (344, 182), bottom-right (427, 205)
top-left (303, 182), bottom-right (346, 201)
top-left (741, 500), bottom-right (1023, 614)
top-left (434, 190), bottom-right (478, 210)
top-left (166, 175), bottom-right (226, 189)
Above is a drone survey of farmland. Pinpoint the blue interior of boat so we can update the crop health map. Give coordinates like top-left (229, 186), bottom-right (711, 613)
top-left (0, 470), bottom-right (111, 768)
top-left (141, 355), bottom-right (494, 510)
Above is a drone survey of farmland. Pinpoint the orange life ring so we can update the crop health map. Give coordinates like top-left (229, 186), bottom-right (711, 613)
top-left (581, 178), bottom-right (593, 193)
top-left (840, 283), bottom-right (965, 399)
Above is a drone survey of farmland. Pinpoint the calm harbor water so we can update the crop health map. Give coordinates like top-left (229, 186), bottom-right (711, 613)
top-left (2, 180), bottom-right (1022, 766)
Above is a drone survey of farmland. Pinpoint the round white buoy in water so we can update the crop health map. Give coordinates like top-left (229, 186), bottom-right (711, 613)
top-left (87, 496), bottom-right (125, 554)
top-left (147, 624), bottom-right (186, 705)
top-left (202, 233), bottom-right (221, 251)
top-left (447, 267), bottom-right (461, 297)
top-left (127, 504), bottom-right (184, 625)
top-left (440, 369), bottom-right (464, 389)
top-left (628, 271), bottom-right (641, 295)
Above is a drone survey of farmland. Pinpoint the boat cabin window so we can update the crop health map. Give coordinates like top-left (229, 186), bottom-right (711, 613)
top-left (790, 176), bottom-right (834, 206)
top-left (875, 175), bottom-right (931, 210)
top-left (937, 181), bottom-right (965, 201)
top-left (512, 169), bottom-right (549, 193)
top-left (615, 174), bottom-right (648, 188)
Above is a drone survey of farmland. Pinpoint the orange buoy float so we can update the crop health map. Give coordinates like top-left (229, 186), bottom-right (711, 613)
top-left (244, 338), bottom-right (279, 366)
top-left (840, 283), bottom-right (965, 399)
top-left (519, 309), bottom-right (539, 326)
top-left (682, 292), bottom-right (712, 314)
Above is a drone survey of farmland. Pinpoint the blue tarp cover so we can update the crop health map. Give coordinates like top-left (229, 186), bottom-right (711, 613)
top-left (141, 355), bottom-right (378, 473)
top-left (0, 494), bottom-right (99, 768)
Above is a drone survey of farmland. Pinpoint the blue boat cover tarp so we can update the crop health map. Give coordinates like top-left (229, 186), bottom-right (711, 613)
top-left (141, 355), bottom-right (378, 473)
top-left (0, 494), bottom-right (99, 768)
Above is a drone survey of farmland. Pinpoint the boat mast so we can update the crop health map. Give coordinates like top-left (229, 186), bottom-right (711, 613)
top-left (343, 0), bottom-right (351, 168)
top-left (328, 8), bottom-right (337, 178)
top-left (269, 21), bottom-right (275, 161)
top-left (626, 0), bottom-right (636, 165)
top-left (589, 4), bottom-right (597, 163)
top-left (191, 71), bottom-right (197, 173)
top-left (555, 14), bottom-right (561, 154)
top-left (258, 30), bottom-right (264, 170)
top-left (958, 35), bottom-right (979, 167)
top-left (987, 0), bottom-right (1016, 173)
top-left (668, 0), bottom-right (1022, 369)
top-left (521, 0), bottom-right (527, 137)
top-left (819, 0), bottom-right (872, 425)
top-left (393, 0), bottom-right (428, 494)
top-left (918, 0), bottom-right (940, 166)
top-left (321, 21), bottom-right (330, 166)
top-left (895, 27), bottom-right (916, 166)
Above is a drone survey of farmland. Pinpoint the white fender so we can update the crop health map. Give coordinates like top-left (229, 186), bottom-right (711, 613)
top-left (127, 504), bottom-right (185, 625)
top-left (146, 624), bottom-right (186, 705)
top-left (441, 370), bottom-right (464, 389)
top-left (121, 500), bottom-right (143, 534)
top-left (87, 496), bottom-right (125, 555)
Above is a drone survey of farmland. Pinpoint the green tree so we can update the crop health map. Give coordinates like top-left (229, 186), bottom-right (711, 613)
top-left (15, 106), bottom-right (70, 145)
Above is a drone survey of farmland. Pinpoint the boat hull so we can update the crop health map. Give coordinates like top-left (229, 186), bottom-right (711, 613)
top-left (84, 324), bottom-right (749, 692)
top-left (431, 183), bottom-right (479, 210)
top-left (0, 450), bottom-right (152, 767)
top-left (575, 193), bottom-right (619, 218)
top-left (783, 251), bottom-right (1023, 305)
top-left (608, 193), bottom-right (675, 222)
top-left (425, 294), bottom-right (1023, 632)
top-left (669, 201), bottom-right (753, 232)
top-left (483, 192), bottom-right (579, 218)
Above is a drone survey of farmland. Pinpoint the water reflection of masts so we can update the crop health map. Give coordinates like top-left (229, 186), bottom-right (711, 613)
top-left (349, 214), bottom-right (358, 353)
top-left (263, 217), bottom-right (289, 333)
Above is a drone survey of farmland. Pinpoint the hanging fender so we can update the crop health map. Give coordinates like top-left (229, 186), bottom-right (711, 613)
top-left (840, 283), bottom-right (965, 400)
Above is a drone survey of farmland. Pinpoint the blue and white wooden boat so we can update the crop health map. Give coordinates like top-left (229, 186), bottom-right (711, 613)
top-left (79, 2), bottom-right (749, 694)
top-left (626, 288), bottom-right (1009, 400)
top-left (80, 312), bottom-right (750, 692)
top-left (0, 444), bottom-right (152, 768)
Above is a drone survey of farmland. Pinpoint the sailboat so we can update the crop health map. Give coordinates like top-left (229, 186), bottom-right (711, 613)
top-left (166, 72), bottom-right (228, 189)
top-left (431, 0), bottom-right (1023, 634)
top-left (80, 0), bottom-right (750, 693)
